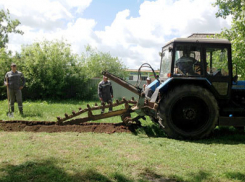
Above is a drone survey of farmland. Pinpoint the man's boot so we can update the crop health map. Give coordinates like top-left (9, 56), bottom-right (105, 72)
top-left (19, 108), bottom-right (23, 115)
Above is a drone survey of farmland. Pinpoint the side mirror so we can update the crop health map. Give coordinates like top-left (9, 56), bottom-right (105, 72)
top-left (159, 52), bottom-right (165, 57)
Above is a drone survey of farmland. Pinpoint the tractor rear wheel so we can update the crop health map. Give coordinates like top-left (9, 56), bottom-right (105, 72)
top-left (158, 85), bottom-right (218, 139)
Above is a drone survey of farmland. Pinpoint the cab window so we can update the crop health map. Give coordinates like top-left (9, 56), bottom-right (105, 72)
top-left (173, 44), bottom-right (202, 76)
top-left (206, 48), bottom-right (229, 76)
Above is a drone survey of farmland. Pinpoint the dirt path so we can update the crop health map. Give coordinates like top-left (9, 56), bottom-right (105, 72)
top-left (0, 121), bottom-right (137, 134)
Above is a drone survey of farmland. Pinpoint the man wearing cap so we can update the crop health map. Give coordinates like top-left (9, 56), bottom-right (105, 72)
top-left (98, 76), bottom-right (113, 114)
top-left (143, 77), bottom-right (152, 91)
top-left (143, 77), bottom-right (154, 98)
top-left (4, 63), bottom-right (26, 114)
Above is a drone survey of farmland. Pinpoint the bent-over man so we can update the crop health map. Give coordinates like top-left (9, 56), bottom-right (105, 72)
top-left (4, 63), bottom-right (25, 114)
top-left (98, 76), bottom-right (113, 114)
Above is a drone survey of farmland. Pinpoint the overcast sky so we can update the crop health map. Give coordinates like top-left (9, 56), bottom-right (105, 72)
top-left (0, 0), bottom-right (231, 69)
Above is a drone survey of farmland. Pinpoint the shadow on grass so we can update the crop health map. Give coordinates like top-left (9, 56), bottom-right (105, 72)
top-left (133, 122), bottom-right (245, 144)
top-left (131, 122), bottom-right (167, 138)
top-left (225, 171), bottom-right (245, 181)
top-left (140, 168), bottom-right (217, 182)
top-left (140, 168), bottom-right (179, 182)
top-left (0, 158), bottom-right (135, 182)
top-left (141, 168), bottom-right (245, 182)
top-left (194, 126), bottom-right (245, 145)
top-left (169, 170), bottom-right (212, 182)
top-left (0, 158), bottom-right (244, 182)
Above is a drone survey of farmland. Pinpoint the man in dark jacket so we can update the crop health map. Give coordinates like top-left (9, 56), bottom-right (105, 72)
top-left (98, 76), bottom-right (113, 114)
top-left (4, 63), bottom-right (25, 114)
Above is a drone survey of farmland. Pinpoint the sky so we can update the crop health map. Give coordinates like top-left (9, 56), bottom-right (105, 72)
top-left (0, 0), bottom-right (231, 69)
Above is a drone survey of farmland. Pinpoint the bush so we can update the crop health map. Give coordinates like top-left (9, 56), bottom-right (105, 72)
top-left (17, 40), bottom-right (94, 100)
top-left (0, 41), bottom-right (128, 101)
top-left (0, 48), bottom-right (14, 99)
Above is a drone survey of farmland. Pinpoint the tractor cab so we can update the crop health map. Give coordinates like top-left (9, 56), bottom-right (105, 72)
top-left (158, 38), bottom-right (232, 100)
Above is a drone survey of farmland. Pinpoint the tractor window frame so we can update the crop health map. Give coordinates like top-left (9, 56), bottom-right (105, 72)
top-left (172, 43), bottom-right (204, 77)
top-left (203, 43), bottom-right (232, 98)
top-left (159, 44), bottom-right (173, 79)
top-left (205, 46), bottom-right (230, 77)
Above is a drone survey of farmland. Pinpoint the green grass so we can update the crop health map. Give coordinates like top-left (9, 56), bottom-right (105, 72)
top-left (0, 99), bottom-right (125, 123)
top-left (0, 99), bottom-right (245, 182)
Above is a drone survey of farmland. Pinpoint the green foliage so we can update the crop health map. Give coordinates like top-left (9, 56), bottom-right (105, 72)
top-left (15, 40), bottom-right (94, 99)
top-left (0, 9), bottom-right (24, 48)
top-left (206, 48), bottom-right (229, 75)
top-left (214, 0), bottom-right (242, 20)
top-left (0, 9), bottom-right (128, 100)
top-left (214, 0), bottom-right (245, 79)
top-left (0, 41), bottom-right (129, 100)
top-left (83, 45), bottom-right (128, 79)
top-left (0, 48), bottom-right (13, 99)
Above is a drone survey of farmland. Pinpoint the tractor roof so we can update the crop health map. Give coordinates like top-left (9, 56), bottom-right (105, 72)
top-left (163, 38), bottom-right (231, 49)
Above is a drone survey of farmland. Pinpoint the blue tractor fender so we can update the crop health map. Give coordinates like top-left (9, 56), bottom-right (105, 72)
top-left (149, 77), bottom-right (213, 103)
top-left (146, 79), bottom-right (161, 92)
top-left (232, 81), bottom-right (245, 90)
top-left (150, 78), bottom-right (173, 103)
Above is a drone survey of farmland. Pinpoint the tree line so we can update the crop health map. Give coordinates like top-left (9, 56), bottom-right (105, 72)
top-left (0, 40), bottom-right (128, 100)
top-left (1, 1), bottom-right (245, 99)
top-left (213, 0), bottom-right (245, 79)
top-left (0, 10), bottom-right (127, 100)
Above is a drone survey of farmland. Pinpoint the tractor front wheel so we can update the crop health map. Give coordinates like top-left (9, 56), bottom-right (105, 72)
top-left (158, 85), bottom-right (218, 139)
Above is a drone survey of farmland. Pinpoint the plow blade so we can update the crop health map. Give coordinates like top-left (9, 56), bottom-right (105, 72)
top-left (57, 97), bottom-right (137, 125)
top-left (62, 109), bottom-right (129, 125)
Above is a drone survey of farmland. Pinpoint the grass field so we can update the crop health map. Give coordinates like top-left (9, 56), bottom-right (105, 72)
top-left (0, 100), bottom-right (245, 182)
top-left (0, 99), bottom-right (126, 123)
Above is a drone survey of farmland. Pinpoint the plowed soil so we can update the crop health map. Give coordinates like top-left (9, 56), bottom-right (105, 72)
top-left (0, 120), bottom-right (137, 134)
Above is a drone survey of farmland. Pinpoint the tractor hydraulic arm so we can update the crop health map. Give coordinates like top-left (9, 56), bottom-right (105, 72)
top-left (102, 71), bottom-right (142, 96)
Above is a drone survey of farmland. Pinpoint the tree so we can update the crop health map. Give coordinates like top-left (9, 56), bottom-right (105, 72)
top-left (0, 48), bottom-right (13, 99)
top-left (213, 0), bottom-right (245, 79)
top-left (15, 40), bottom-right (91, 99)
top-left (0, 9), bottom-right (24, 48)
top-left (83, 45), bottom-right (128, 79)
top-left (214, 0), bottom-right (242, 20)
top-left (0, 9), bottom-right (24, 99)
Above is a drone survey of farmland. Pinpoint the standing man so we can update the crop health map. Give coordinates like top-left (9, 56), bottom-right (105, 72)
top-left (143, 77), bottom-right (154, 98)
top-left (4, 63), bottom-right (25, 114)
top-left (98, 76), bottom-right (113, 114)
top-left (143, 77), bottom-right (151, 91)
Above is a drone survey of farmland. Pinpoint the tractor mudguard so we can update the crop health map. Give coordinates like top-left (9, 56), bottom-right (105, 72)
top-left (150, 78), bottom-right (173, 103)
top-left (144, 79), bottom-right (160, 99)
top-left (146, 79), bottom-right (161, 92)
top-left (232, 81), bottom-right (245, 90)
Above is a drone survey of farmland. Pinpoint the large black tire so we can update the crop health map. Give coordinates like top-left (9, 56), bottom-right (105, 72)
top-left (158, 85), bottom-right (219, 139)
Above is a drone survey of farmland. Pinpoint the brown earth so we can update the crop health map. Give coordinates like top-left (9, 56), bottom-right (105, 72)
top-left (0, 121), bottom-right (138, 134)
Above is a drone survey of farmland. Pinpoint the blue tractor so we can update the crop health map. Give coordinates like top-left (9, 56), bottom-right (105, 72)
top-left (103, 38), bottom-right (245, 139)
